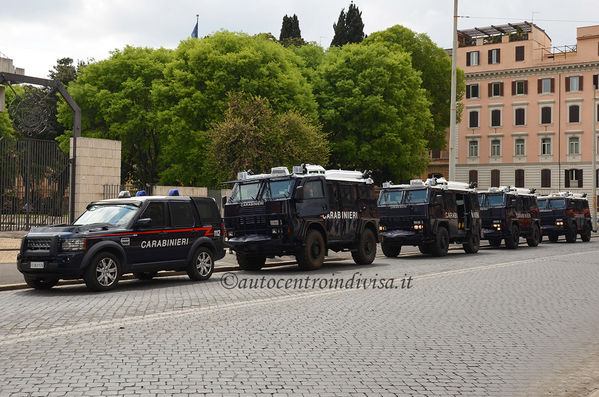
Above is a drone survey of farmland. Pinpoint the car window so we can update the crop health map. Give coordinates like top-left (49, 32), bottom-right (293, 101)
top-left (379, 190), bottom-right (403, 206)
top-left (193, 198), bottom-right (221, 224)
top-left (303, 180), bottom-right (325, 199)
top-left (404, 189), bottom-right (428, 204)
top-left (140, 202), bottom-right (166, 228)
top-left (340, 185), bottom-right (357, 208)
top-left (538, 199), bottom-right (547, 210)
top-left (169, 202), bottom-right (195, 228)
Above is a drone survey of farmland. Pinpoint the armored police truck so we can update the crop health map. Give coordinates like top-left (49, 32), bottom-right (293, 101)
top-left (17, 191), bottom-right (225, 291)
top-left (478, 186), bottom-right (541, 249)
top-left (223, 164), bottom-right (378, 270)
top-left (538, 192), bottom-right (592, 243)
top-left (378, 178), bottom-right (481, 257)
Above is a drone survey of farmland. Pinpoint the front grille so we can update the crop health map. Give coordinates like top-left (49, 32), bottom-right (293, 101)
top-left (26, 238), bottom-right (53, 250)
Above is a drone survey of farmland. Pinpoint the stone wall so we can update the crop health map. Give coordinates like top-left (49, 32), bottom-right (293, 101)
top-left (70, 137), bottom-right (121, 218)
top-left (153, 186), bottom-right (208, 197)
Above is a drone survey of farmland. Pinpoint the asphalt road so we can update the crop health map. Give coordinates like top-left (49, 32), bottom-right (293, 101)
top-left (1, 240), bottom-right (599, 396)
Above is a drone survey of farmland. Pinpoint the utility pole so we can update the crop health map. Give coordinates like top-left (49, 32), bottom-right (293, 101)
top-left (449, 0), bottom-right (458, 181)
top-left (593, 93), bottom-right (597, 232)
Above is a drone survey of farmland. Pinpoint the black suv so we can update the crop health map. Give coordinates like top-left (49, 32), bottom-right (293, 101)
top-left (538, 192), bottom-right (592, 243)
top-left (17, 193), bottom-right (225, 291)
top-left (223, 164), bottom-right (379, 270)
top-left (378, 178), bottom-right (481, 257)
top-left (478, 187), bottom-right (541, 249)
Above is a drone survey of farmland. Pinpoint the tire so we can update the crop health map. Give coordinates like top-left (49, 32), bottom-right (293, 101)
top-left (84, 252), bottom-right (121, 292)
top-left (418, 244), bottom-right (432, 255)
top-left (296, 229), bottom-right (325, 270)
top-left (187, 247), bottom-right (214, 281)
top-left (381, 242), bottom-right (401, 258)
top-left (581, 223), bottom-right (591, 242)
top-left (236, 254), bottom-right (266, 271)
top-left (549, 233), bottom-right (559, 243)
top-left (488, 238), bottom-right (502, 248)
top-left (133, 271), bottom-right (157, 280)
top-left (352, 228), bottom-right (377, 265)
top-left (565, 224), bottom-right (577, 243)
top-left (431, 226), bottom-right (449, 257)
top-left (526, 224), bottom-right (541, 247)
top-left (24, 275), bottom-right (59, 290)
top-left (505, 224), bottom-right (520, 249)
top-left (463, 231), bottom-right (480, 254)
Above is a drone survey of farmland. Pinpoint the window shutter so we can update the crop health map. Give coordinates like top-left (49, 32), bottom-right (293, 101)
top-left (515, 170), bottom-right (524, 187)
top-left (538, 79), bottom-right (542, 93)
top-left (565, 170), bottom-right (570, 188)
top-left (466, 52), bottom-right (471, 66)
top-left (512, 81), bottom-right (517, 95)
top-left (541, 169), bottom-right (551, 188)
top-left (550, 78), bottom-right (555, 93)
top-left (523, 80), bottom-right (528, 94)
top-left (469, 170), bottom-right (478, 184)
top-left (577, 169), bottom-right (583, 188)
top-left (594, 74), bottom-right (598, 89)
top-left (497, 49), bottom-right (500, 63)
top-left (499, 82), bottom-right (504, 96)
top-left (565, 77), bottom-right (570, 92)
top-left (466, 86), bottom-right (470, 99)
top-left (491, 170), bottom-right (500, 187)
top-left (579, 76), bottom-right (583, 90)
top-left (597, 169), bottom-right (599, 188)
top-left (488, 83), bottom-right (492, 97)
top-left (488, 50), bottom-right (493, 64)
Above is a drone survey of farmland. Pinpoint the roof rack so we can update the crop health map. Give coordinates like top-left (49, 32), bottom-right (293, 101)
top-left (486, 186), bottom-right (536, 195)
top-left (540, 191), bottom-right (588, 199)
top-left (382, 178), bottom-right (476, 191)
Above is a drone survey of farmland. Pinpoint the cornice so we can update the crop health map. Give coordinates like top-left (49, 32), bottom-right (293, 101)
top-left (464, 61), bottom-right (599, 81)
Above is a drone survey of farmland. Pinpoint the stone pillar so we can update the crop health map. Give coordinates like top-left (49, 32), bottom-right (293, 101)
top-left (69, 137), bottom-right (121, 218)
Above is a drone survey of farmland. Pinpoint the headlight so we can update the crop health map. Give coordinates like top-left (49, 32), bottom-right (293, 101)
top-left (492, 222), bottom-right (501, 230)
top-left (379, 225), bottom-right (386, 231)
top-left (61, 238), bottom-right (85, 251)
top-left (555, 220), bottom-right (564, 226)
top-left (413, 224), bottom-right (424, 230)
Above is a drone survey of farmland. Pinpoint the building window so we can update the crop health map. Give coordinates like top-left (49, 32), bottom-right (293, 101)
top-left (515, 169), bottom-right (525, 187)
top-left (468, 110), bottom-right (479, 128)
top-left (541, 106), bottom-right (552, 125)
top-left (515, 108), bottom-right (526, 126)
top-left (489, 82), bottom-right (503, 97)
top-left (515, 46), bottom-right (525, 61)
top-left (512, 80), bottom-right (527, 95)
top-left (466, 51), bottom-right (479, 66)
top-left (491, 169), bottom-right (500, 187)
top-left (541, 169), bottom-right (551, 188)
top-left (538, 78), bottom-right (554, 94)
top-left (568, 105), bottom-right (580, 123)
top-left (469, 170), bottom-right (478, 185)
top-left (566, 76), bottom-right (583, 92)
top-left (491, 109), bottom-right (501, 127)
top-left (569, 136), bottom-right (580, 154)
top-left (466, 83), bottom-right (480, 99)
top-left (565, 169), bottom-right (583, 188)
top-left (430, 149), bottom-right (441, 159)
top-left (468, 140), bottom-right (479, 157)
top-left (488, 48), bottom-right (500, 64)
top-left (541, 137), bottom-right (552, 155)
top-left (594, 74), bottom-right (598, 90)
top-left (490, 139), bottom-right (501, 156)
top-left (515, 138), bottom-right (525, 156)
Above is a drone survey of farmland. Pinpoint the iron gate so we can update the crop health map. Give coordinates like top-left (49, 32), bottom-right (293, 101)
top-left (0, 137), bottom-right (70, 231)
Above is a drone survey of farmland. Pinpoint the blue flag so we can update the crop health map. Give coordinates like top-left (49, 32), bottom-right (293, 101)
top-left (191, 22), bottom-right (198, 38)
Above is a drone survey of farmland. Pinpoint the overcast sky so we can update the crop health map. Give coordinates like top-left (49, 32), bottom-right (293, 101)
top-left (1, 0), bottom-right (598, 78)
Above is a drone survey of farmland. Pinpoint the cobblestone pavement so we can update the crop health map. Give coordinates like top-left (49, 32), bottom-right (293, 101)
top-left (1, 241), bottom-right (599, 396)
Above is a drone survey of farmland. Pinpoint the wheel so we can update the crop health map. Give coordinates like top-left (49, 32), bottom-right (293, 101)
top-left (236, 254), bottom-right (266, 271)
top-left (488, 238), bottom-right (502, 248)
top-left (296, 229), bottom-right (326, 270)
top-left (526, 224), bottom-right (541, 247)
top-left (548, 233), bottom-right (559, 243)
top-left (381, 242), bottom-right (401, 258)
top-left (24, 275), bottom-right (59, 290)
top-left (187, 247), bottom-right (214, 281)
top-left (133, 271), bottom-right (157, 280)
top-left (581, 223), bottom-right (591, 242)
top-left (431, 226), bottom-right (449, 257)
top-left (418, 244), bottom-right (432, 255)
top-left (84, 252), bottom-right (121, 292)
top-left (565, 224), bottom-right (577, 243)
top-left (505, 224), bottom-right (520, 249)
top-left (352, 228), bottom-right (377, 265)
top-left (463, 230), bottom-right (480, 254)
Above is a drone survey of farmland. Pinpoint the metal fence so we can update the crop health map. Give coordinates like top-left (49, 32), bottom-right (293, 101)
top-left (0, 137), bottom-right (70, 231)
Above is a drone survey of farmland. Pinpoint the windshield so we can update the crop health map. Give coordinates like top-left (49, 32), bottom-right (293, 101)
top-left (378, 190), bottom-right (404, 206)
top-left (263, 179), bottom-right (294, 200)
top-left (537, 199), bottom-right (547, 209)
top-left (229, 182), bottom-right (260, 203)
top-left (403, 189), bottom-right (428, 204)
top-left (74, 204), bottom-right (138, 226)
top-left (548, 199), bottom-right (566, 209)
top-left (483, 194), bottom-right (504, 207)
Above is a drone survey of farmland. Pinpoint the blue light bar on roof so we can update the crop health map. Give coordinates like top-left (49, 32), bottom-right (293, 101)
top-left (168, 189), bottom-right (179, 196)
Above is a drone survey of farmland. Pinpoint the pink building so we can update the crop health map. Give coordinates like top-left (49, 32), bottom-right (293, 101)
top-left (455, 22), bottom-right (599, 203)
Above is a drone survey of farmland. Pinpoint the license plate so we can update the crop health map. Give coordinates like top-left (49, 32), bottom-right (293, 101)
top-left (30, 261), bottom-right (45, 269)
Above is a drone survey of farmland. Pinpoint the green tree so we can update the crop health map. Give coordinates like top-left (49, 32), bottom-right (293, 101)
top-left (365, 25), bottom-right (465, 150)
top-left (314, 42), bottom-right (432, 182)
top-left (279, 14), bottom-right (305, 47)
top-left (331, 2), bottom-right (365, 46)
top-left (153, 31), bottom-right (318, 186)
top-left (288, 42), bottom-right (325, 83)
top-left (208, 93), bottom-right (329, 182)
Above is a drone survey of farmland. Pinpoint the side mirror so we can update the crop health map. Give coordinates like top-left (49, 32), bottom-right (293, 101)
top-left (221, 196), bottom-right (227, 207)
top-left (134, 218), bottom-right (152, 228)
top-left (294, 186), bottom-right (304, 201)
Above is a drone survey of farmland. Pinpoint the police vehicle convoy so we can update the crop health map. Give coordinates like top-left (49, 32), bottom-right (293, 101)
top-left (377, 177), bottom-right (481, 257)
top-left (223, 164), bottom-right (379, 270)
top-left (478, 186), bottom-right (541, 249)
top-left (17, 190), bottom-right (225, 291)
top-left (537, 192), bottom-right (592, 243)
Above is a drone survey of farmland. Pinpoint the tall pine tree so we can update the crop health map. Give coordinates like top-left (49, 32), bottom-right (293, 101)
top-left (279, 14), bottom-right (304, 46)
top-left (330, 2), bottom-right (365, 46)
top-left (279, 15), bottom-right (293, 41)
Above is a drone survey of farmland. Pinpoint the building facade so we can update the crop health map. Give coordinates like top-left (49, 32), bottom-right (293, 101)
top-left (455, 22), bottom-right (599, 205)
